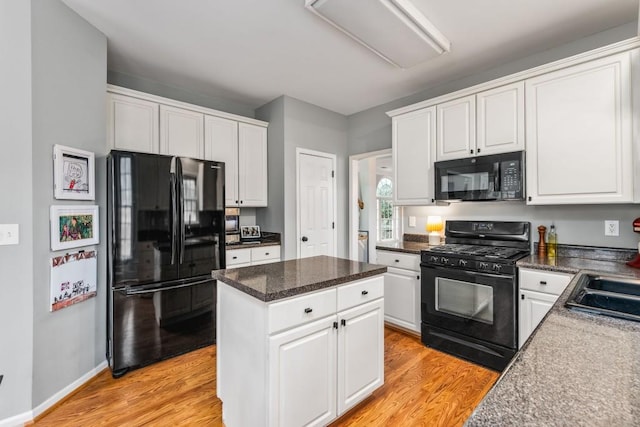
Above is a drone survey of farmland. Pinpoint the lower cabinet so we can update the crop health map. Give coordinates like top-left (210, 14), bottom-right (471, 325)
top-left (518, 268), bottom-right (573, 348)
top-left (376, 250), bottom-right (421, 333)
top-left (218, 275), bottom-right (385, 427)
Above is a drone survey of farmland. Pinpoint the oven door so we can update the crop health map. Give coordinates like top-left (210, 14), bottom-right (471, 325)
top-left (421, 264), bottom-right (517, 349)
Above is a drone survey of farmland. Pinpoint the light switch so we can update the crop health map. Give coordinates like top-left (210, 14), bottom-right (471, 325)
top-left (0, 224), bottom-right (19, 245)
top-left (409, 216), bottom-right (416, 227)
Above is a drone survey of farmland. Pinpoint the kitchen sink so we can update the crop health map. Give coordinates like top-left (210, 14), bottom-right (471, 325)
top-left (565, 273), bottom-right (640, 322)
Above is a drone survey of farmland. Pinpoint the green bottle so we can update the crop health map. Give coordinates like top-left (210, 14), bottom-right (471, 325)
top-left (548, 225), bottom-right (557, 258)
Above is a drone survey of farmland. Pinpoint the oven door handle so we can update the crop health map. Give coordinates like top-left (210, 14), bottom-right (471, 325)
top-left (423, 265), bottom-right (511, 280)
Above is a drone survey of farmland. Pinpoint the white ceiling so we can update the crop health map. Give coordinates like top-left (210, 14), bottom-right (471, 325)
top-left (62, 0), bottom-right (639, 115)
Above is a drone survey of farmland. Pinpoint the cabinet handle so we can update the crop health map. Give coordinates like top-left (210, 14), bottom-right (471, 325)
top-left (333, 321), bottom-right (338, 329)
top-left (540, 281), bottom-right (547, 285)
top-left (395, 259), bottom-right (400, 263)
top-left (431, 198), bottom-right (434, 203)
top-left (232, 256), bottom-right (238, 260)
top-left (240, 200), bottom-right (243, 204)
top-left (304, 307), bottom-right (313, 314)
top-left (361, 290), bottom-right (368, 295)
top-left (417, 275), bottom-right (420, 280)
top-left (341, 319), bottom-right (346, 327)
top-left (521, 294), bottom-right (525, 300)
top-left (235, 200), bottom-right (239, 203)
top-left (470, 149), bottom-right (474, 154)
top-left (528, 196), bottom-right (532, 202)
top-left (265, 253), bottom-right (269, 256)
top-left (477, 148), bottom-right (481, 153)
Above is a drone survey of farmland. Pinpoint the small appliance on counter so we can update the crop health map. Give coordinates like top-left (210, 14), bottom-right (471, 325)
top-left (225, 207), bottom-right (241, 245)
top-left (626, 217), bottom-right (640, 268)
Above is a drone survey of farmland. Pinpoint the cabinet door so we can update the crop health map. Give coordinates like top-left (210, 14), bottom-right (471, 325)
top-left (238, 123), bottom-right (268, 206)
top-left (204, 115), bottom-right (239, 206)
top-left (519, 289), bottom-right (557, 348)
top-left (107, 93), bottom-right (159, 153)
top-left (384, 268), bottom-right (420, 333)
top-left (392, 107), bottom-right (436, 205)
top-left (525, 51), bottom-right (633, 205)
top-left (159, 105), bottom-right (204, 159)
top-left (269, 316), bottom-right (337, 427)
top-left (436, 95), bottom-right (476, 161)
top-left (476, 81), bottom-right (525, 156)
top-left (337, 298), bottom-right (384, 416)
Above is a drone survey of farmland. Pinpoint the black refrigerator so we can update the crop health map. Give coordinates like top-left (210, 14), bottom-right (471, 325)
top-left (107, 150), bottom-right (225, 377)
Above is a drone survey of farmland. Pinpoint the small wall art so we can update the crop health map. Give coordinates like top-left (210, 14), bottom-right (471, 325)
top-left (53, 144), bottom-right (95, 200)
top-left (50, 205), bottom-right (99, 251)
top-left (50, 250), bottom-right (97, 312)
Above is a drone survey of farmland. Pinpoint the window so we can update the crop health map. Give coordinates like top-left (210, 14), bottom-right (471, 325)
top-left (376, 177), bottom-right (397, 241)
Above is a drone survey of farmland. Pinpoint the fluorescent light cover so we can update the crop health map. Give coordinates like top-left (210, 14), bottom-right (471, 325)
top-left (305, 0), bottom-right (450, 69)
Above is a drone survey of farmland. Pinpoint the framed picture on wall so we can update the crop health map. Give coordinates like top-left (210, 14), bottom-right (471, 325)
top-left (53, 144), bottom-right (95, 200)
top-left (50, 205), bottom-right (99, 251)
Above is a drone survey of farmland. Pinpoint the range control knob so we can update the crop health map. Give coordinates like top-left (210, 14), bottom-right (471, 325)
top-left (493, 263), bottom-right (503, 272)
top-left (458, 259), bottom-right (468, 267)
top-left (441, 257), bottom-right (449, 264)
top-left (430, 256), bottom-right (439, 263)
top-left (479, 262), bottom-right (489, 270)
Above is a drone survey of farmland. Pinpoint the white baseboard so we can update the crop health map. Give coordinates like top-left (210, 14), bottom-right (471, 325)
top-left (0, 410), bottom-right (33, 427)
top-left (0, 360), bottom-right (108, 426)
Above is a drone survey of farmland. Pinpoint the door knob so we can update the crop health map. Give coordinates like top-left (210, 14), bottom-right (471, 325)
top-left (301, 236), bottom-right (308, 242)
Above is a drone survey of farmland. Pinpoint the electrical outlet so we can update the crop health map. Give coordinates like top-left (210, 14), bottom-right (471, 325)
top-left (0, 224), bottom-right (19, 245)
top-left (605, 220), bottom-right (619, 237)
top-left (409, 216), bottom-right (416, 227)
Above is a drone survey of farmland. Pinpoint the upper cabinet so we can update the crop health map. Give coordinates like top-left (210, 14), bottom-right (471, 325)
top-left (107, 93), bottom-right (159, 153)
top-left (107, 85), bottom-right (269, 207)
top-left (525, 51), bottom-right (634, 205)
top-left (392, 107), bottom-right (436, 205)
top-left (476, 81), bottom-right (525, 156)
top-left (159, 105), bottom-right (204, 159)
top-left (436, 95), bottom-right (476, 161)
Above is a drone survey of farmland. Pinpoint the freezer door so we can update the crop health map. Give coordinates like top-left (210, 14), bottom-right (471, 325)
top-left (109, 151), bottom-right (178, 287)
top-left (178, 157), bottom-right (225, 278)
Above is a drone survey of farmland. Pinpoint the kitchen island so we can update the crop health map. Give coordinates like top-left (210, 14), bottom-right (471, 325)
top-left (465, 253), bottom-right (640, 426)
top-left (212, 255), bottom-right (387, 427)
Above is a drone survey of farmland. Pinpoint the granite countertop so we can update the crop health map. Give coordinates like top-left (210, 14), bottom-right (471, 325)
top-left (226, 241), bottom-right (281, 250)
top-left (375, 233), bottom-right (433, 254)
top-left (466, 251), bottom-right (640, 426)
top-left (212, 255), bottom-right (387, 302)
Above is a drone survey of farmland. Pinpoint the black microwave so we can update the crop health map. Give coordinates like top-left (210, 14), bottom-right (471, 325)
top-left (434, 151), bottom-right (525, 202)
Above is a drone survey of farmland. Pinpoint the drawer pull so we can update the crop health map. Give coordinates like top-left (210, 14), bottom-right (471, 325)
top-left (361, 290), bottom-right (369, 295)
top-left (341, 319), bottom-right (346, 327)
top-left (232, 256), bottom-right (238, 260)
top-left (265, 252), bottom-right (269, 256)
top-left (395, 259), bottom-right (400, 263)
top-left (304, 307), bottom-right (313, 314)
top-left (540, 281), bottom-right (547, 285)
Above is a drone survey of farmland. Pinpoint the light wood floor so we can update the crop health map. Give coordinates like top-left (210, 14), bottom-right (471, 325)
top-left (31, 327), bottom-right (498, 427)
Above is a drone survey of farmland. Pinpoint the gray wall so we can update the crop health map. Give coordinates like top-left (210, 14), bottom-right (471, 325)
top-left (108, 70), bottom-right (256, 118)
top-left (347, 22), bottom-right (639, 156)
top-left (31, 0), bottom-right (107, 407)
top-left (256, 96), bottom-right (349, 260)
top-left (0, 0), bottom-right (34, 420)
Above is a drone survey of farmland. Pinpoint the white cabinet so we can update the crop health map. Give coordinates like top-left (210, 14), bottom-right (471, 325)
top-left (376, 250), bottom-right (421, 333)
top-left (226, 245), bottom-right (281, 269)
top-left (476, 81), bottom-right (525, 156)
top-left (519, 268), bottom-right (573, 348)
top-left (238, 123), bottom-right (268, 207)
top-left (392, 107), bottom-right (436, 205)
top-left (217, 275), bottom-right (385, 427)
top-left (107, 93), bottom-right (159, 152)
top-left (525, 50), bottom-right (634, 205)
top-left (205, 118), bottom-right (268, 207)
top-left (159, 105), bottom-right (204, 159)
top-left (436, 95), bottom-right (476, 161)
top-left (269, 316), bottom-right (337, 427)
top-left (204, 115), bottom-right (238, 206)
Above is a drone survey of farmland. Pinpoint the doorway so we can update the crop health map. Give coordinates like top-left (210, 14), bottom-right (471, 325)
top-left (296, 148), bottom-right (337, 258)
top-left (348, 149), bottom-right (393, 262)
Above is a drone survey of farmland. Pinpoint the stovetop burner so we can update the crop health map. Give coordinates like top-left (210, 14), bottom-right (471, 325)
top-left (428, 244), bottom-right (528, 260)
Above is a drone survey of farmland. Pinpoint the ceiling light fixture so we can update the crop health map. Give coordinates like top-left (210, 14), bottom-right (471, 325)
top-left (305, 0), bottom-right (450, 69)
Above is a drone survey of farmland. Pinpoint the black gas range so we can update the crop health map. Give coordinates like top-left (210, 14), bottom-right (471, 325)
top-left (420, 221), bottom-right (531, 371)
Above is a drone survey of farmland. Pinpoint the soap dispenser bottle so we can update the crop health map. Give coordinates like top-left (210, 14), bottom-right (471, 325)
top-left (548, 225), bottom-right (557, 258)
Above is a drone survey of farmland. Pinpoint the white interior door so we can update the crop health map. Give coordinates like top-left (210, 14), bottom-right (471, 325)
top-left (298, 150), bottom-right (335, 259)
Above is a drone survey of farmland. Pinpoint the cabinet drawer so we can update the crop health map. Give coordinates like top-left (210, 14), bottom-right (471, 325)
top-left (226, 248), bottom-right (251, 266)
top-left (337, 276), bottom-right (384, 312)
top-left (377, 250), bottom-right (420, 271)
top-left (251, 245), bottom-right (280, 262)
top-left (268, 288), bottom-right (337, 334)
top-left (519, 268), bottom-right (573, 295)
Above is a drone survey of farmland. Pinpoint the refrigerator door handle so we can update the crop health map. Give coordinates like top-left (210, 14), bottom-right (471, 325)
top-left (170, 172), bottom-right (178, 265)
top-left (118, 278), bottom-right (214, 295)
top-left (177, 158), bottom-right (185, 264)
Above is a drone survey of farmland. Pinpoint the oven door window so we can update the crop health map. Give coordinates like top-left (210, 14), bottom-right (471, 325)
top-left (435, 277), bottom-right (494, 325)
